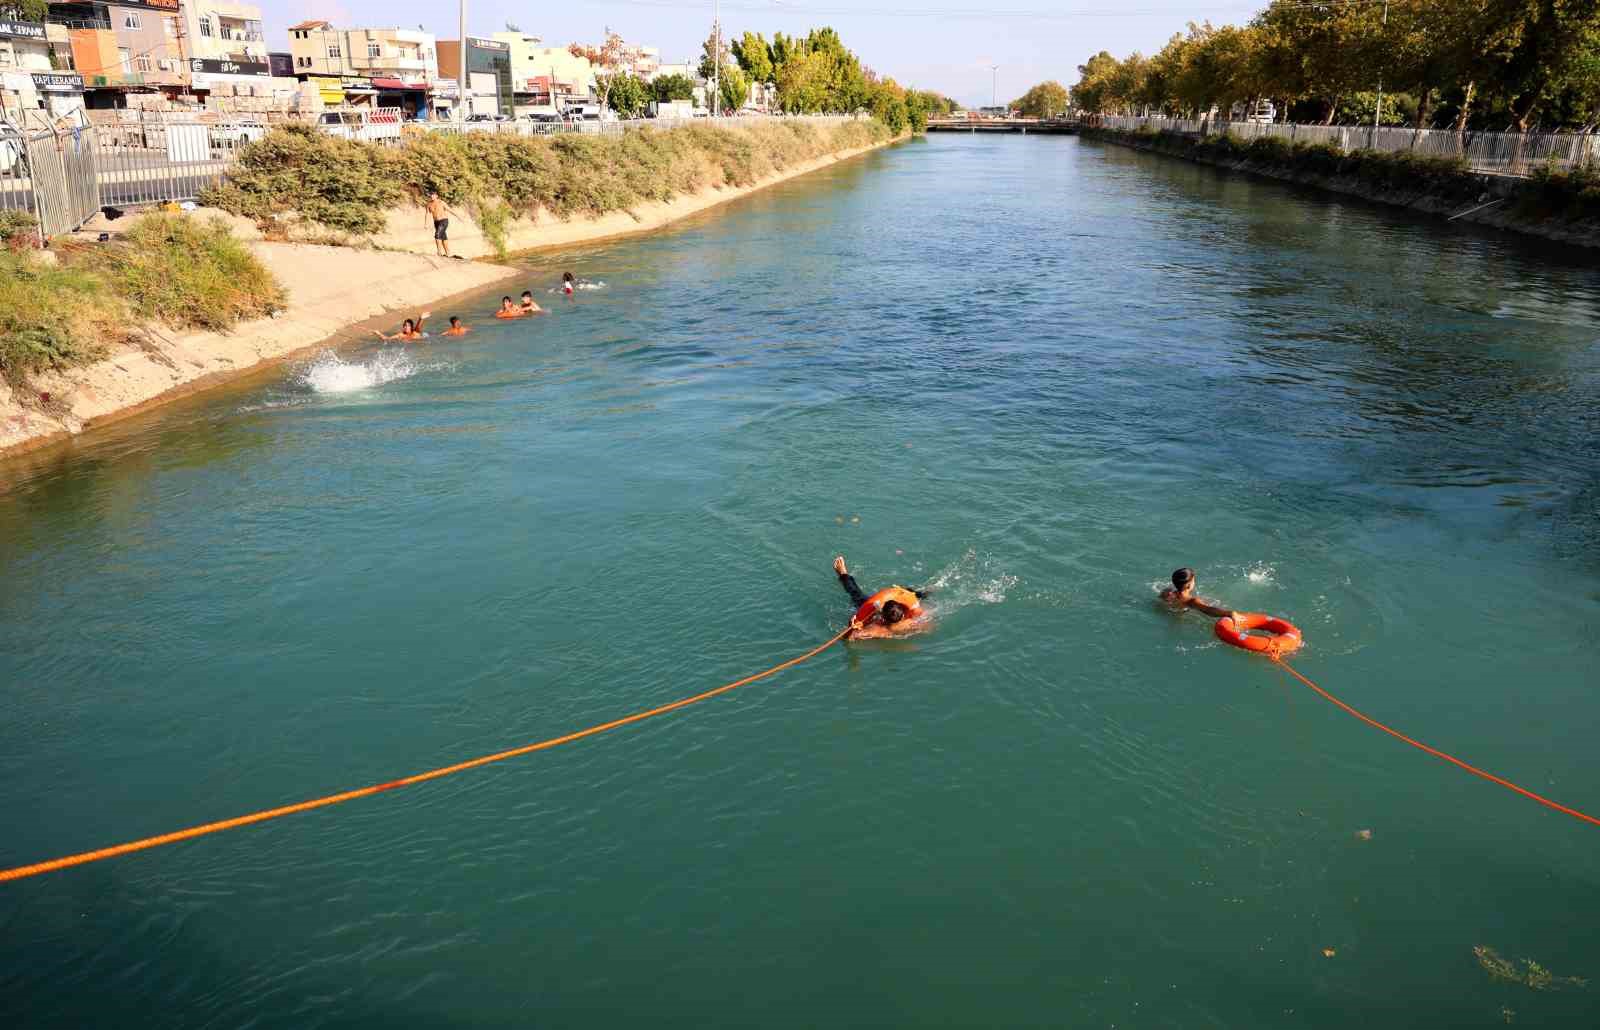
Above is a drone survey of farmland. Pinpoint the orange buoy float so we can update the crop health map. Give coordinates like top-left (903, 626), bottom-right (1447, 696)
top-left (1215, 612), bottom-right (1303, 656)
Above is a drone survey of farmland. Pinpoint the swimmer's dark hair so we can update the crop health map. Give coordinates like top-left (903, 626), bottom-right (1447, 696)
top-left (502, 295), bottom-right (513, 303)
top-left (521, 290), bottom-right (533, 299)
top-left (449, 316), bottom-right (460, 325)
top-left (881, 600), bottom-right (908, 625)
top-left (563, 272), bottom-right (575, 282)
top-left (1172, 567), bottom-right (1195, 589)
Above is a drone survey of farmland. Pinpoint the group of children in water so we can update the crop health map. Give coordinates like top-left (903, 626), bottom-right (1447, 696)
top-left (839, 559), bottom-right (1236, 638)
top-left (372, 273), bottom-right (584, 342)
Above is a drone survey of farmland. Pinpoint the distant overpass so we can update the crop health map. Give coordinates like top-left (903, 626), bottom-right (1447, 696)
top-left (926, 118), bottom-right (1078, 134)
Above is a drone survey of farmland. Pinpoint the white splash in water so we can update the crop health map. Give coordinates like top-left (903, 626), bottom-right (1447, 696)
top-left (550, 281), bottom-right (607, 294)
top-left (1245, 562), bottom-right (1276, 586)
top-left (924, 548), bottom-right (1018, 612)
top-left (296, 349), bottom-right (422, 394)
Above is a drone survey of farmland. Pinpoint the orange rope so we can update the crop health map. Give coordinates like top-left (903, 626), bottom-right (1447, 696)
top-left (0, 625), bottom-right (855, 883)
top-left (1273, 657), bottom-right (1600, 828)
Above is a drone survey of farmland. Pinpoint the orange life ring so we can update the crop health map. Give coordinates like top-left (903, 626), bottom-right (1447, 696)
top-left (1215, 612), bottom-right (1302, 656)
top-left (494, 310), bottom-right (526, 320)
top-left (854, 586), bottom-right (924, 628)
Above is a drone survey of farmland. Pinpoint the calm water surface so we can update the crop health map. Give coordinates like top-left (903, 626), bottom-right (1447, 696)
top-left (3, 136), bottom-right (1598, 1028)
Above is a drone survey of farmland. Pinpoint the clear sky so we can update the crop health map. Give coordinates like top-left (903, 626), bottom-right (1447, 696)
top-left (268, 0), bottom-right (1273, 108)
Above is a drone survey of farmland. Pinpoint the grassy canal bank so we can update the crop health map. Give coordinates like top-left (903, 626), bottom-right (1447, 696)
top-left (1084, 126), bottom-right (1600, 248)
top-left (0, 118), bottom-right (900, 458)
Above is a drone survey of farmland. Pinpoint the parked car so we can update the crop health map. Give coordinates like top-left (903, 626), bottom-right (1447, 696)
top-left (209, 121), bottom-right (267, 148)
top-left (1244, 100), bottom-right (1276, 124)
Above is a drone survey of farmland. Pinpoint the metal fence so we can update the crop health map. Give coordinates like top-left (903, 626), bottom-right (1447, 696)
top-left (1092, 114), bottom-right (1600, 177)
top-left (0, 111), bottom-right (869, 241)
top-left (0, 121), bottom-right (101, 240)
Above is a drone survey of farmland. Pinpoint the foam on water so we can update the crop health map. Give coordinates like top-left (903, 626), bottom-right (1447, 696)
top-left (296, 349), bottom-right (427, 394)
top-left (923, 548), bottom-right (1018, 614)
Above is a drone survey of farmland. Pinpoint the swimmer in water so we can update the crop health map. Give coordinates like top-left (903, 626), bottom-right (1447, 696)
top-left (835, 555), bottom-right (931, 639)
top-left (442, 316), bottom-right (469, 336)
top-left (562, 272), bottom-right (576, 296)
top-left (495, 296), bottom-right (521, 318)
top-left (373, 311), bottom-right (429, 341)
top-left (1160, 567), bottom-right (1238, 620)
top-left (519, 290), bottom-right (544, 315)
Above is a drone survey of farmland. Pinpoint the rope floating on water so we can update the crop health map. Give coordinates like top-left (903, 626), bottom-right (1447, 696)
top-left (0, 626), bottom-right (854, 883)
top-left (1273, 656), bottom-right (1600, 828)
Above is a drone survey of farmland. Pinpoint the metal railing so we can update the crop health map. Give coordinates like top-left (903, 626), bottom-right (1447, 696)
top-left (1091, 114), bottom-right (1600, 177)
top-left (0, 119), bottom-right (101, 240)
top-left (409, 112), bottom-right (860, 139)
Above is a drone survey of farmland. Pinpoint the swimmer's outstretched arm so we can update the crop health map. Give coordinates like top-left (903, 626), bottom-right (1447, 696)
top-left (833, 556), bottom-right (869, 607)
top-left (1188, 597), bottom-right (1235, 619)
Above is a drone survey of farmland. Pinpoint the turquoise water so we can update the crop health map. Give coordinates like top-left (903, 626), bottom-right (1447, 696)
top-left (3, 135), bottom-right (1599, 1028)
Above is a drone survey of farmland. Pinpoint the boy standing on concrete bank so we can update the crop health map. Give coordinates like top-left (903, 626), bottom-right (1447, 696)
top-left (425, 192), bottom-right (453, 258)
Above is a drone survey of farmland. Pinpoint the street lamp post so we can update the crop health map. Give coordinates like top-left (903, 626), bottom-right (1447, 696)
top-left (456, 0), bottom-right (466, 125)
top-left (990, 64), bottom-right (998, 112)
top-left (1373, 0), bottom-right (1388, 130)
top-left (711, 0), bottom-right (720, 118)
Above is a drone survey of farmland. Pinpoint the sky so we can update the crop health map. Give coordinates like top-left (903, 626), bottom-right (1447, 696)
top-left (268, 0), bottom-right (1277, 108)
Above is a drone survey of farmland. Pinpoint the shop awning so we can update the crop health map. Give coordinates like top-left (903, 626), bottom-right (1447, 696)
top-left (370, 78), bottom-right (426, 91)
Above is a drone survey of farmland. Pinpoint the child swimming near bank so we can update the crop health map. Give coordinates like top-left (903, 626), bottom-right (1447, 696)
top-left (519, 291), bottom-right (544, 314)
top-left (562, 272), bottom-right (576, 296)
top-left (442, 316), bottom-right (470, 336)
top-left (373, 312), bottom-right (429, 341)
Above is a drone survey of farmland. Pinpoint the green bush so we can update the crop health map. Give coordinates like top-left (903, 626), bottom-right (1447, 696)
top-left (0, 252), bottom-right (117, 383)
top-left (88, 213), bottom-right (286, 331)
top-left (207, 119), bottom-right (894, 238)
top-left (0, 210), bottom-right (39, 249)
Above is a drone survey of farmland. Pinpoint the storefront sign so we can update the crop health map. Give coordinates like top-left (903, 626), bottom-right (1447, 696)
top-left (0, 19), bottom-right (47, 39)
top-left (188, 58), bottom-right (270, 77)
top-left (466, 37), bottom-right (509, 51)
top-left (31, 73), bottom-right (84, 93)
top-left (142, 0), bottom-right (180, 9)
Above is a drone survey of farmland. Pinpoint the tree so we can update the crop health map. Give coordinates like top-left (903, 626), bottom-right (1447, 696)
top-left (0, 0), bottom-right (47, 19)
top-left (569, 33), bottom-right (629, 118)
top-left (719, 64), bottom-right (750, 112)
top-left (732, 31), bottom-right (774, 84)
top-left (607, 74), bottom-right (651, 118)
top-left (1013, 80), bottom-right (1070, 117)
top-left (699, 23), bottom-right (731, 81)
top-left (1071, 52), bottom-right (1120, 112)
top-left (652, 73), bottom-right (697, 103)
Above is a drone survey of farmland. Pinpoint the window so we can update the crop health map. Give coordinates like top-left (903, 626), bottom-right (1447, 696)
top-left (164, 17), bottom-right (176, 37)
top-left (296, 56), bottom-right (308, 68)
top-left (123, 12), bottom-right (140, 29)
top-left (118, 47), bottom-right (132, 74)
top-left (198, 16), bottom-right (212, 38)
top-left (0, 46), bottom-right (12, 69)
top-left (136, 53), bottom-right (152, 72)
top-left (327, 44), bottom-right (341, 58)
top-left (367, 42), bottom-right (380, 58)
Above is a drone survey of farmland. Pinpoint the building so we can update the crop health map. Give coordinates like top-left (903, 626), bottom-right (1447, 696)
top-left (42, 1), bottom-right (185, 109)
top-left (287, 22), bottom-right (438, 118)
top-left (1, 15), bottom-right (83, 122)
top-left (437, 36), bottom-right (509, 118)
top-left (491, 32), bottom-right (592, 113)
top-left (182, 0), bottom-right (263, 62)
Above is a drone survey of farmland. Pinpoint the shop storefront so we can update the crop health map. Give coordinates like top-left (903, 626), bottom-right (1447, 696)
top-left (31, 72), bottom-right (86, 119)
top-left (370, 77), bottom-right (429, 120)
top-left (186, 57), bottom-right (270, 99)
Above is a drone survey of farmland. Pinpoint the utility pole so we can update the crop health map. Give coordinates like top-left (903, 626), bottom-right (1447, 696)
top-left (456, 0), bottom-right (466, 125)
top-left (990, 64), bottom-right (998, 111)
top-left (711, 0), bottom-right (720, 118)
top-left (1373, 0), bottom-right (1388, 130)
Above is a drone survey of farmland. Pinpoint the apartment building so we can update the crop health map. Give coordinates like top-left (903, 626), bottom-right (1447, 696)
top-left (39, 1), bottom-right (185, 108)
top-left (182, 0), bottom-right (264, 62)
top-left (0, 16), bottom-right (84, 121)
top-left (490, 32), bottom-right (593, 112)
top-left (287, 22), bottom-right (439, 118)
